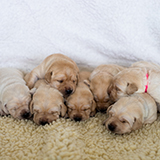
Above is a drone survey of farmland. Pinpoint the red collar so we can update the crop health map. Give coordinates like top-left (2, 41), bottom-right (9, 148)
top-left (145, 73), bottom-right (149, 93)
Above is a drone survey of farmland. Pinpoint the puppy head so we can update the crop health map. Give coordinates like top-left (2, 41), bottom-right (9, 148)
top-left (104, 97), bottom-right (143, 134)
top-left (3, 85), bottom-right (33, 119)
top-left (45, 62), bottom-right (79, 98)
top-left (30, 87), bottom-right (67, 125)
top-left (104, 105), bottom-right (135, 134)
top-left (66, 85), bottom-right (96, 121)
top-left (84, 75), bottom-right (113, 113)
top-left (107, 70), bottom-right (139, 103)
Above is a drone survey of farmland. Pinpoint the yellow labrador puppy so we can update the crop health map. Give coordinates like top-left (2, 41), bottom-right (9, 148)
top-left (0, 68), bottom-right (33, 119)
top-left (84, 64), bottom-right (125, 112)
top-left (104, 93), bottom-right (157, 134)
top-left (108, 62), bottom-right (160, 112)
top-left (66, 71), bottom-right (96, 121)
top-left (25, 53), bottom-right (79, 97)
top-left (30, 79), bottom-right (67, 125)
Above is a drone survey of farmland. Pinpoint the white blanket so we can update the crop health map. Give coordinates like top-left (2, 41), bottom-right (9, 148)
top-left (0, 0), bottom-right (160, 72)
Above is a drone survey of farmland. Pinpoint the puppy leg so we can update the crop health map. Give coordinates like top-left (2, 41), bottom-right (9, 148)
top-left (90, 100), bottom-right (96, 117)
top-left (25, 71), bottom-right (39, 89)
top-left (60, 103), bottom-right (67, 117)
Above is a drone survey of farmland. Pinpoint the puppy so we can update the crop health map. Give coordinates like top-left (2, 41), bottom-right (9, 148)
top-left (30, 79), bottom-right (67, 125)
top-left (103, 93), bottom-right (157, 134)
top-left (66, 71), bottom-right (96, 121)
top-left (0, 68), bottom-right (33, 119)
top-left (107, 64), bottom-right (160, 112)
top-left (25, 53), bottom-right (79, 97)
top-left (84, 64), bottom-right (125, 112)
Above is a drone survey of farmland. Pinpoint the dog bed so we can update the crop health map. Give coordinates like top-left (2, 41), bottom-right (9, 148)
top-left (1, 113), bottom-right (160, 160)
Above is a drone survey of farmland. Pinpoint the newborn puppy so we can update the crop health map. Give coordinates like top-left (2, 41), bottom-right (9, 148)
top-left (84, 64), bottom-right (125, 112)
top-left (30, 79), bottom-right (67, 125)
top-left (107, 67), bottom-right (145, 103)
top-left (25, 53), bottom-right (79, 97)
top-left (0, 68), bottom-right (32, 119)
top-left (107, 62), bottom-right (160, 112)
top-left (66, 71), bottom-right (96, 121)
top-left (104, 93), bottom-right (157, 134)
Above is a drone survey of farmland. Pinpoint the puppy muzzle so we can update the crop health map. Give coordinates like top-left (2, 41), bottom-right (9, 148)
top-left (20, 109), bottom-right (31, 119)
top-left (39, 117), bottom-right (49, 126)
top-left (96, 103), bottom-right (110, 113)
top-left (108, 123), bottom-right (117, 132)
top-left (73, 115), bottom-right (82, 122)
top-left (65, 88), bottom-right (73, 96)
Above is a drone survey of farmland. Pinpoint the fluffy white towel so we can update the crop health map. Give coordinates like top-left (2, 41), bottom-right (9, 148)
top-left (0, 0), bottom-right (160, 72)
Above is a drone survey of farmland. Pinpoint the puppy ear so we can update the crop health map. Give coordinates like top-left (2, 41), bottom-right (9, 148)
top-left (2, 103), bottom-right (9, 115)
top-left (60, 103), bottom-right (67, 117)
top-left (106, 105), bottom-right (113, 115)
top-left (76, 74), bottom-right (79, 85)
top-left (84, 79), bottom-right (90, 87)
top-left (29, 100), bottom-right (34, 115)
top-left (132, 117), bottom-right (143, 131)
top-left (45, 72), bottom-right (54, 83)
top-left (126, 83), bottom-right (138, 95)
top-left (30, 88), bottom-right (36, 95)
top-left (90, 100), bottom-right (96, 117)
top-left (102, 105), bottom-right (113, 125)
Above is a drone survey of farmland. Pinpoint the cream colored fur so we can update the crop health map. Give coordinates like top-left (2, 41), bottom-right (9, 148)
top-left (108, 61), bottom-right (160, 112)
top-left (85, 64), bottom-right (125, 112)
top-left (30, 79), bottom-right (67, 125)
top-left (104, 93), bottom-right (157, 134)
top-left (0, 68), bottom-right (32, 119)
top-left (24, 53), bottom-right (79, 97)
top-left (66, 71), bottom-right (96, 121)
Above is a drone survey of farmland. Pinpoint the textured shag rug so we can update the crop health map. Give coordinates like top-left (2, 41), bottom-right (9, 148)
top-left (1, 113), bottom-right (160, 160)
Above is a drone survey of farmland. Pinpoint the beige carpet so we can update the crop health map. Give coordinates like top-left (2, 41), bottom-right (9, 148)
top-left (0, 113), bottom-right (160, 160)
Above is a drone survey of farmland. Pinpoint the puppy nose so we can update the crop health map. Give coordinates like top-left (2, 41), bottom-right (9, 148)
top-left (98, 107), bottom-right (107, 113)
top-left (108, 123), bottom-right (116, 131)
top-left (21, 110), bottom-right (31, 119)
top-left (74, 116), bottom-right (82, 122)
top-left (39, 120), bottom-right (48, 126)
top-left (65, 88), bottom-right (73, 95)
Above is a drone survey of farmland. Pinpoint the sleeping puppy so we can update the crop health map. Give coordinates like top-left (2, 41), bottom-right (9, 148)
top-left (107, 67), bottom-right (146, 103)
top-left (0, 68), bottom-right (33, 119)
top-left (103, 93), bottom-right (157, 134)
top-left (25, 53), bottom-right (79, 97)
top-left (66, 71), bottom-right (96, 121)
top-left (30, 79), bottom-right (67, 125)
top-left (84, 64), bottom-right (125, 112)
top-left (107, 63), bottom-right (160, 112)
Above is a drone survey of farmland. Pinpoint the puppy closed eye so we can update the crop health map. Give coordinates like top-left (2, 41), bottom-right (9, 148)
top-left (121, 120), bottom-right (127, 124)
top-left (51, 111), bottom-right (59, 115)
top-left (57, 80), bottom-right (64, 83)
top-left (83, 108), bottom-right (90, 111)
top-left (115, 86), bottom-right (121, 92)
top-left (103, 99), bottom-right (109, 103)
